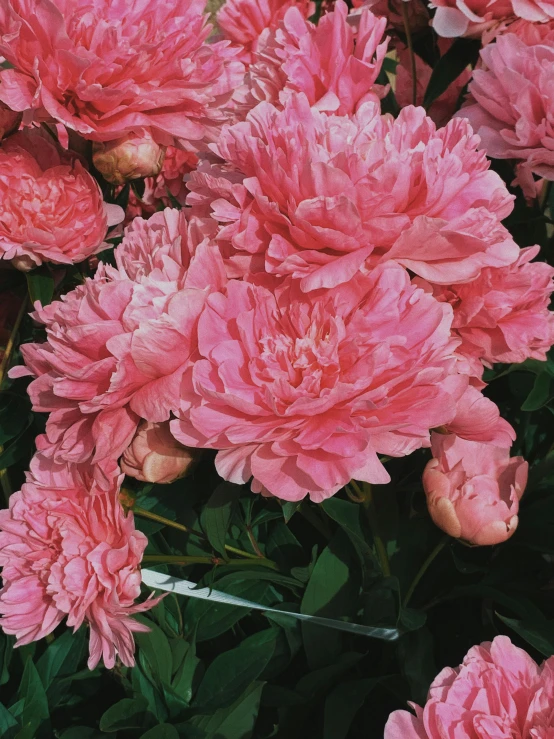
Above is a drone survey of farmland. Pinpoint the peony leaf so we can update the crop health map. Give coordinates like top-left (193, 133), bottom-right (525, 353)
top-left (201, 482), bottom-right (242, 558)
top-left (423, 38), bottom-right (480, 110)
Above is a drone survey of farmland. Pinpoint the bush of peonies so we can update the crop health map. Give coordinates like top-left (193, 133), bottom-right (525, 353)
top-left (0, 0), bottom-right (554, 735)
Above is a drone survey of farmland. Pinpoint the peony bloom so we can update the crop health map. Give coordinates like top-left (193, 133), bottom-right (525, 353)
top-left (395, 40), bottom-right (471, 127)
top-left (235, 2), bottom-right (389, 118)
top-left (188, 94), bottom-right (518, 291)
top-left (429, 0), bottom-right (514, 38)
top-left (460, 32), bottom-right (554, 182)
top-left (385, 636), bottom-right (554, 737)
top-left (0, 100), bottom-right (20, 138)
top-left (419, 246), bottom-right (554, 373)
top-left (10, 208), bottom-right (225, 466)
top-left (0, 129), bottom-right (122, 267)
top-left (171, 262), bottom-right (464, 502)
top-left (0, 453), bottom-right (161, 670)
top-left (121, 420), bottom-right (198, 484)
top-left (0, 0), bottom-right (244, 150)
top-left (440, 383), bottom-right (516, 446)
top-left (92, 131), bottom-right (166, 186)
top-left (423, 433), bottom-right (527, 545)
top-left (217, 0), bottom-right (311, 62)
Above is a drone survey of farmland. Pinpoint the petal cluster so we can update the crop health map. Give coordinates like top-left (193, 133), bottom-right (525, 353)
top-left (385, 636), bottom-right (554, 737)
top-left (235, 1), bottom-right (389, 117)
top-left (188, 94), bottom-right (518, 291)
top-left (12, 208), bottom-right (225, 467)
top-left (171, 263), bottom-right (461, 501)
top-left (0, 0), bottom-right (244, 148)
top-left (0, 454), bottom-right (160, 669)
top-left (461, 31), bottom-right (554, 181)
top-left (0, 130), bottom-right (122, 266)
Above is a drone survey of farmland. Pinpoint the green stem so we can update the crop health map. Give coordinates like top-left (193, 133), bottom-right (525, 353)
top-left (142, 554), bottom-right (279, 570)
top-left (403, 536), bottom-right (448, 608)
top-left (301, 503), bottom-right (332, 540)
top-left (400, 0), bottom-right (417, 106)
top-left (352, 480), bottom-right (391, 578)
top-left (133, 506), bottom-right (275, 564)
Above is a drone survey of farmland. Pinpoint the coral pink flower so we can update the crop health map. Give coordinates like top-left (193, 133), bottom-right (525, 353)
top-left (395, 40), bottom-right (471, 127)
top-left (460, 32), bottom-right (554, 182)
top-left (423, 433), bottom-right (527, 545)
top-left (419, 246), bottom-right (554, 373)
top-left (121, 420), bottom-right (198, 484)
top-left (430, 0), bottom-right (514, 38)
top-left (0, 0), bottom-right (244, 149)
top-left (92, 131), bottom-right (166, 186)
top-left (385, 636), bottom-right (553, 737)
top-left (217, 0), bottom-right (311, 62)
top-left (0, 129), bottom-right (122, 266)
top-left (0, 453), bottom-right (160, 669)
top-left (171, 262), bottom-right (464, 502)
top-left (10, 208), bottom-right (225, 466)
top-left (188, 94), bottom-right (518, 291)
top-left (440, 383), bottom-right (516, 446)
top-left (236, 2), bottom-right (389, 117)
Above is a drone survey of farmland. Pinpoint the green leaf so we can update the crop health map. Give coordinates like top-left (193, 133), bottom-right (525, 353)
top-left (59, 729), bottom-right (104, 739)
top-left (140, 725), bottom-right (180, 739)
top-left (15, 658), bottom-right (49, 739)
top-left (300, 531), bottom-right (359, 669)
top-left (320, 498), bottom-right (376, 570)
top-left (0, 425), bottom-right (36, 469)
top-left (521, 371), bottom-right (552, 411)
top-left (134, 616), bottom-right (173, 686)
top-left (0, 703), bottom-right (18, 737)
top-left (36, 628), bottom-right (85, 690)
top-left (0, 631), bottom-right (13, 686)
top-left (171, 639), bottom-right (200, 707)
top-left (99, 697), bottom-right (157, 732)
top-left (191, 681), bottom-right (264, 739)
top-left (201, 482), bottom-right (241, 557)
top-left (281, 501), bottom-right (301, 523)
top-left (497, 614), bottom-right (554, 658)
top-left (194, 629), bottom-right (277, 711)
top-left (0, 394), bottom-right (30, 447)
top-left (397, 628), bottom-right (436, 705)
top-left (323, 679), bottom-right (377, 739)
top-left (26, 268), bottom-right (55, 307)
top-left (423, 38), bottom-right (480, 109)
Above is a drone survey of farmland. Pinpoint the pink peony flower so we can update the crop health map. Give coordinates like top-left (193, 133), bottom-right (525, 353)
top-left (92, 131), bottom-right (166, 186)
top-left (395, 40), bottom-right (472, 127)
top-left (171, 262), bottom-right (464, 502)
top-left (217, 0), bottom-right (311, 62)
top-left (188, 94), bottom-right (518, 291)
top-left (440, 383), bottom-right (516, 446)
top-left (429, 0), bottom-right (514, 38)
top-left (0, 453), bottom-right (161, 669)
top-left (235, 2), bottom-right (389, 117)
top-left (0, 0), bottom-right (244, 149)
top-left (423, 433), bottom-right (527, 545)
top-left (121, 420), bottom-right (198, 484)
top-left (385, 636), bottom-right (553, 737)
top-left (419, 246), bottom-right (554, 372)
top-left (0, 129), bottom-right (122, 266)
top-left (460, 32), bottom-right (554, 182)
top-left (10, 208), bottom-right (225, 466)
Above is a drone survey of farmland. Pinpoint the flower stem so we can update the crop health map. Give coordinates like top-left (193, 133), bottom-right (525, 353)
top-left (403, 535), bottom-right (448, 608)
top-left (142, 554), bottom-right (279, 570)
top-left (0, 296), bottom-right (28, 389)
top-left (400, 0), bottom-right (417, 106)
top-left (351, 480), bottom-right (391, 578)
top-left (133, 505), bottom-right (275, 564)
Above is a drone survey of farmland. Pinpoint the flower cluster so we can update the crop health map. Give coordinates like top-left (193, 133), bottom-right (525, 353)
top-left (0, 0), bottom-right (553, 685)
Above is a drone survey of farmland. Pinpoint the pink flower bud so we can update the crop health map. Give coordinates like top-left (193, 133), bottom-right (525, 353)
top-left (0, 102), bottom-right (22, 140)
top-left (121, 421), bottom-right (197, 485)
top-left (93, 132), bottom-right (166, 186)
top-left (423, 434), bottom-right (528, 546)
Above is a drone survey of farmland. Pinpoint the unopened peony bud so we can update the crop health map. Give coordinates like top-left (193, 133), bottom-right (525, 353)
top-left (121, 421), bottom-right (197, 484)
top-left (93, 132), bottom-right (166, 186)
top-left (0, 102), bottom-right (22, 140)
top-left (423, 433), bottom-right (528, 546)
top-left (11, 254), bottom-right (35, 272)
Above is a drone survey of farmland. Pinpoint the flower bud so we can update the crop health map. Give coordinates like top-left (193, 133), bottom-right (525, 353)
top-left (11, 254), bottom-right (35, 272)
top-left (0, 102), bottom-right (22, 140)
top-left (121, 421), bottom-right (198, 484)
top-left (93, 132), bottom-right (166, 185)
top-left (423, 434), bottom-right (528, 546)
